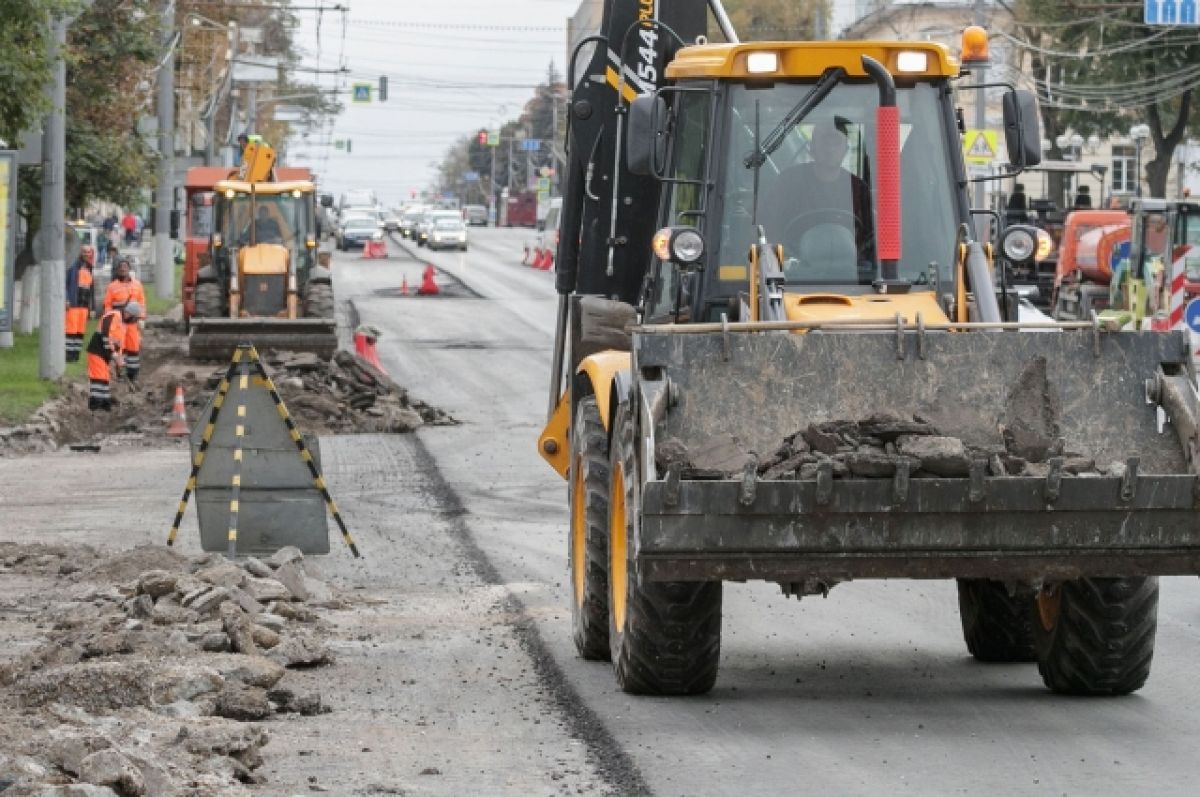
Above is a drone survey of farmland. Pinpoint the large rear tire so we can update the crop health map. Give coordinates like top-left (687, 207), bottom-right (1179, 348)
top-left (303, 281), bottom-right (335, 320)
top-left (1033, 577), bottom-right (1158, 695)
top-left (956, 578), bottom-right (1036, 662)
top-left (608, 402), bottom-right (721, 695)
top-left (193, 281), bottom-right (223, 318)
top-left (568, 396), bottom-right (610, 660)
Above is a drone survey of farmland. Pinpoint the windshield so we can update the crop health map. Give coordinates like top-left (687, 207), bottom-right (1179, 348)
top-left (435, 219), bottom-right (463, 229)
top-left (345, 220), bottom-right (376, 231)
top-left (716, 81), bottom-right (959, 287)
top-left (218, 192), bottom-right (312, 253)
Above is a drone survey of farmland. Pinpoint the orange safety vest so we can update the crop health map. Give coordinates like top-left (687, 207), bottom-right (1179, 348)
top-left (86, 309), bottom-right (126, 361)
top-left (104, 277), bottom-right (146, 316)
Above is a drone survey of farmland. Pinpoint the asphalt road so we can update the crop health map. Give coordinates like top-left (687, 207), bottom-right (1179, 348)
top-left (330, 228), bottom-right (1200, 796)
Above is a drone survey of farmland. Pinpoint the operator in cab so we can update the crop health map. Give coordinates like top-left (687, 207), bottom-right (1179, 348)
top-left (242, 205), bottom-right (284, 245)
top-left (766, 117), bottom-right (875, 281)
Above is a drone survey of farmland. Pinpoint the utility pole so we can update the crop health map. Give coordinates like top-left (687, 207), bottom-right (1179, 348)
top-left (154, 0), bottom-right (177, 300)
top-left (507, 135), bottom-right (515, 192)
top-left (38, 16), bottom-right (68, 380)
top-left (972, 0), bottom-right (987, 226)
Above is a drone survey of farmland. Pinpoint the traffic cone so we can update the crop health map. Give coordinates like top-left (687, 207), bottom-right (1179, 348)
top-left (400, 275), bottom-right (409, 296)
top-left (417, 265), bottom-right (439, 296)
top-left (166, 386), bottom-right (189, 437)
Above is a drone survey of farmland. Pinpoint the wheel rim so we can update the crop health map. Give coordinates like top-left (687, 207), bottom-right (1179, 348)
top-left (1037, 586), bottom-right (1061, 631)
top-left (571, 454), bottom-right (586, 608)
top-left (610, 461), bottom-right (628, 632)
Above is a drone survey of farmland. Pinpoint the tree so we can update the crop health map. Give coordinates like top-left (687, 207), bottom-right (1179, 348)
top-left (63, 0), bottom-right (158, 211)
top-left (0, 0), bottom-right (76, 146)
top-left (721, 0), bottom-right (830, 41)
top-left (1006, 0), bottom-right (1199, 197)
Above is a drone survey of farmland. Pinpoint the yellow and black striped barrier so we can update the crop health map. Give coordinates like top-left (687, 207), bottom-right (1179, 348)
top-left (167, 344), bottom-right (361, 558)
top-left (167, 352), bottom-right (239, 548)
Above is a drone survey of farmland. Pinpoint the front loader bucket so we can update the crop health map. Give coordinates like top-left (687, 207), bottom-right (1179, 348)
top-left (633, 325), bottom-right (1200, 583)
top-left (189, 318), bottom-right (338, 361)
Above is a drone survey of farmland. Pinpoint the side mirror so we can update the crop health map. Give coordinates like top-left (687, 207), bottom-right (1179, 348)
top-left (626, 93), bottom-right (667, 177)
top-left (1002, 89), bottom-right (1041, 168)
top-left (169, 209), bottom-right (180, 240)
top-left (212, 233), bottom-right (223, 249)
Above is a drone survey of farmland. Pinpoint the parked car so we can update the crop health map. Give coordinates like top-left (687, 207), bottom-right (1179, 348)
top-left (338, 217), bottom-right (381, 250)
top-left (415, 210), bottom-right (461, 247)
top-left (428, 217), bottom-right (469, 251)
top-left (462, 204), bottom-right (488, 226)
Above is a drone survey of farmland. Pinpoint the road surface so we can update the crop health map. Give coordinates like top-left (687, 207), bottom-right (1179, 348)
top-left (330, 228), bottom-right (1200, 796)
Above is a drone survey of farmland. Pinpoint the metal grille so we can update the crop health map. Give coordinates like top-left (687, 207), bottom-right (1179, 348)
top-left (241, 275), bottom-right (286, 316)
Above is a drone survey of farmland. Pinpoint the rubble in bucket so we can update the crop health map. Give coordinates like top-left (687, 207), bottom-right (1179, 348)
top-left (0, 542), bottom-right (343, 795)
top-left (656, 412), bottom-right (1117, 481)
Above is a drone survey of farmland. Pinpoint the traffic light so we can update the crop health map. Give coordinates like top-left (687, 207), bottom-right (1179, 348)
top-left (379, 75), bottom-right (388, 102)
top-left (477, 129), bottom-right (488, 146)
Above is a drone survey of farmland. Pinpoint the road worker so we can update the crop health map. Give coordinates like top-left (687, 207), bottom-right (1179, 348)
top-left (103, 258), bottom-right (147, 383)
top-left (64, 245), bottom-right (96, 362)
top-left (85, 301), bottom-right (140, 412)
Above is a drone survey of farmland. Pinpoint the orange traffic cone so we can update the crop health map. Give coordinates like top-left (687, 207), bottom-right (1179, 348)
top-left (166, 386), bottom-right (189, 437)
top-left (417, 265), bottom-right (439, 296)
top-left (401, 275), bottom-right (409, 296)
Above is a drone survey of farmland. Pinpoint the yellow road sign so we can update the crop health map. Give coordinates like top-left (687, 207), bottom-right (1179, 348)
top-left (963, 129), bottom-right (999, 165)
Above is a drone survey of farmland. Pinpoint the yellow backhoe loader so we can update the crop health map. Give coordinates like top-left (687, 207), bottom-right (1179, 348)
top-left (538, 0), bottom-right (1200, 697)
top-left (189, 140), bottom-right (337, 359)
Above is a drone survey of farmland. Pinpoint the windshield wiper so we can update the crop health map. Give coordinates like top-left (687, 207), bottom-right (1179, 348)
top-left (743, 66), bottom-right (847, 169)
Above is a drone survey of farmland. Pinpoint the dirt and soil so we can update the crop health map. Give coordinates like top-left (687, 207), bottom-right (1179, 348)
top-left (0, 321), bottom-right (455, 458)
top-left (0, 542), bottom-right (341, 796)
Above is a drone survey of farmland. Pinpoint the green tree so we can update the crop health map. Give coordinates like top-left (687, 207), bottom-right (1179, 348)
top-left (0, 0), bottom-right (76, 145)
top-left (721, 0), bottom-right (830, 41)
top-left (1007, 0), bottom-right (1198, 197)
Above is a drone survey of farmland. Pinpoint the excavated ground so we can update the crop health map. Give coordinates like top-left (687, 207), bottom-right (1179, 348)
top-left (0, 322), bottom-right (456, 458)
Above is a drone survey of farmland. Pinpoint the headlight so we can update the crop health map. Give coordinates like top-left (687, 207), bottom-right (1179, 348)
top-left (672, 229), bottom-right (705, 263)
top-left (652, 226), bottom-right (706, 265)
top-left (1000, 224), bottom-right (1041, 264)
top-left (1003, 229), bottom-right (1035, 262)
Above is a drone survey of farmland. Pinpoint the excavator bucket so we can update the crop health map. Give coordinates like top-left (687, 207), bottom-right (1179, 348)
top-left (633, 325), bottom-right (1200, 584)
top-left (188, 318), bottom-right (338, 361)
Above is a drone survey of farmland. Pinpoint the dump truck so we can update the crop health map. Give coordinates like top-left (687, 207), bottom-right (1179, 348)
top-left (537, 0), bottom-right (1200, 698)
top-left (189, 140), bottom-right (336, 360)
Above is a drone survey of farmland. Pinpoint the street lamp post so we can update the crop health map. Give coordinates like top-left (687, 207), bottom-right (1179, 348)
top-left (1130, 123), bottom-right (1151, 198)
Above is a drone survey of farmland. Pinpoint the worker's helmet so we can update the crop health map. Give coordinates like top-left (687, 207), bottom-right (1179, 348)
top-left (121, 300), bottom-right (142, 319)
top-left (80, 244), bottom-right (95, 264)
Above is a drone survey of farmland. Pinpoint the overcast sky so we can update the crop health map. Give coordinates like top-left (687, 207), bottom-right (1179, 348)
top-left (287, 0), bottom-right (586, 205)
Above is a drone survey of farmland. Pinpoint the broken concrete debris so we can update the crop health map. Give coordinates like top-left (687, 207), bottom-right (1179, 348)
top-left (0, 543), bottom-right (342, 795)
top-left (656, 412), bottom-right (1116, 482)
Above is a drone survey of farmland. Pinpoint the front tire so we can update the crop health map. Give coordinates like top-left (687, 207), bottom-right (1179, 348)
top-left (608, 402), bottom-right (721, 695)
top-left (193, 281), bottom-right (223, 318)
top-left (569, 396), bottom-right (610, 660)
top-left (1033, 577), bottom-right (1158, 695)
top-left (957, 578), bottom-right (1036, 662)
top-left (303, 281), bottom-right (335, 319)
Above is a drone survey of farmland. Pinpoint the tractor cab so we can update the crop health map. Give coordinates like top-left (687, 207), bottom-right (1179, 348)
top-left (210, 180), bottom-right (318, 318)
top-left (628, 39), bottom-right (1040, 327)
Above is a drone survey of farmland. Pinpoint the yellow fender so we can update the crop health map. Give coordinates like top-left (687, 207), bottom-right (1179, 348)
top-left (538, 350), bottom-right (631, 479)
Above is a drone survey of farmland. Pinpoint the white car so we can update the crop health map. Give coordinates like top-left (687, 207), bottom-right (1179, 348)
top-left (428, 217), bottom-right (468, 251)
top-left (416, 210), bottom-right (462, 247)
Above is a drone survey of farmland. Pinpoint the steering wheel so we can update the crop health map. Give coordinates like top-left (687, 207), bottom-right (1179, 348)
top-left (781, 209), bottom-right (876, 283)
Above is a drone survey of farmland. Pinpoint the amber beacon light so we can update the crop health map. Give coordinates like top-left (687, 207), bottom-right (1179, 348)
top-left (960, 26), bottom-right (989, 66)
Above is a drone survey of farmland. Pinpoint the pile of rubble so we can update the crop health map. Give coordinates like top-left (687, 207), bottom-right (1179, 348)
top-left (249, 349), bottom-right (457, 435)
top-left (0, 332), bottom-right (455, 457)
top-left (0, 543), bottom-right (341, 795)
top-left (659, 412), bottom-right (1114, 481)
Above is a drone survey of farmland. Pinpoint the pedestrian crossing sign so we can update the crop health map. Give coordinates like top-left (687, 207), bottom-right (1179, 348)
top-left (352, 83), bottom-right (372, 103)
top-left (963, 129), bottom-right (999, 165)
